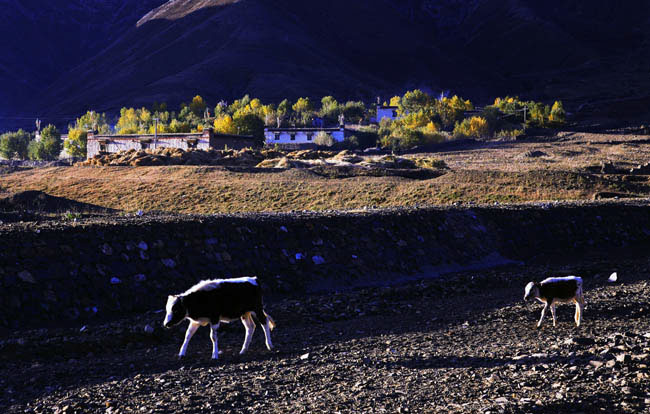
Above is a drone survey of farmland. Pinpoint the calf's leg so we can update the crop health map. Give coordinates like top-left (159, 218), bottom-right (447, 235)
top-left (179, 321), bottom-right (200, 358)
top-left (210, 323), bottom-right (220, 360)
top-left (550, 303), bottom-right (557, 327)
top-left (240, 313), bottom-right (256, 355)
top-left (537, 302), bottom-right (549, 328)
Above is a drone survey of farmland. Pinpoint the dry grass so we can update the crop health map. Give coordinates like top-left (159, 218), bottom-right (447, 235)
top-left (1, 132), bottom-right (649, 213)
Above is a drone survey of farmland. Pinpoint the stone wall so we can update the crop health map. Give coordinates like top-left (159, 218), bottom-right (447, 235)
top-left (1, 202), bottom-right (650, 329)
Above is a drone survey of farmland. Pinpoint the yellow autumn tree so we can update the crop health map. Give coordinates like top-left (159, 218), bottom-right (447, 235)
top-left (213, 115), bottom-right (237, 135)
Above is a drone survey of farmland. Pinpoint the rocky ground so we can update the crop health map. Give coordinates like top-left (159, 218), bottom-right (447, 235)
top-left (1, 252), bottom-right (649, 414)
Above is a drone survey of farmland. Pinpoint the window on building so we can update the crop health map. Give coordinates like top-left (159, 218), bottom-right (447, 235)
top-left (274, 133), bottom-right (280, 141)
top-left (99, 142), bottom-right (108, 153)
top-left (187, 139), bottom-right (198, 149)
top-left (307, 133), bottom-right (313, 141)
top-left (141, 142), bottom-right (150, 150)
top-left (392, 110), bottom-right (397, 117)
top-left (290, 134), bottom-right (296, 141)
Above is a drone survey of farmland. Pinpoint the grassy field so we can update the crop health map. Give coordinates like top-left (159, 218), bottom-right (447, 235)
top-left (1, 132), bottom-right (649, 214)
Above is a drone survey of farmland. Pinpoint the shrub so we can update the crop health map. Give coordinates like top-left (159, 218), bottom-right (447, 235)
top-left (343, 135), bottom-right (360, 149)
top-left (314, 131), bottom-right (335, 147)
top-left (549, 100), bottom-right (566, 125)
top-left (413, 157), bottom-right (448, 169)
top-left (64, 128), bottom-right (87, 158)
top-left (453, 116), bottom-right (489, 139)
top-left (353, 126), bottom-right (379, 148)
top-left (495, 129), bottom-right (524, 140)
top-left (0, 129), bottom-right (31, 159)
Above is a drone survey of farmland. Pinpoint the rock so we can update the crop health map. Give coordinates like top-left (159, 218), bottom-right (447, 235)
top-left (606, 359), bottom-right (617, 368)
top-left (138, 241), bottom-right (148, 251)
top-left (300, 353), bottom-right (310, 360)
top-left (616, 354), bottom-right (631, 364)
top-left (494, 397), bottom-right (508, 404)
top-left (312, 256), bottom-right (326, 265)
top-left (101, 243), bottom-right (113, 255)
top-left (608, 272), bottom-right (618, 283)
top-left (144, 324), bottom-right (155, 334)
top-left (589, 360), bottom-right (604, 369)
top-left (17, 270), bottom-right (36, 284)
top-left (572, 337), bottom-right (596, 346)
top-left (134, 274), bottom-right (147, 282)
top-left (110, 277), bottom-right (122, 285)
top-left (161, 258), bottom-right (176, 268)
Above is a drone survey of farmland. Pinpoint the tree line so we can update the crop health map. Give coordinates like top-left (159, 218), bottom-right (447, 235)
top-left (0, 92), bottom-right (566, 159)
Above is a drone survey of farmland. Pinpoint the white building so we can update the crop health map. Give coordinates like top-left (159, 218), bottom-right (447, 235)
top-left (376, 105), bottom-right (399, 122)
top-left (264, 127), bottom-right (345, 147)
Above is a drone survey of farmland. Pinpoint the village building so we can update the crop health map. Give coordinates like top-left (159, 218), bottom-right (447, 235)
top-left (86, 128), bottom-right (256, 159)
top-left (376, 105), bottom-right (399, 122)
top-left (264, 126), bottom-right (345, 148)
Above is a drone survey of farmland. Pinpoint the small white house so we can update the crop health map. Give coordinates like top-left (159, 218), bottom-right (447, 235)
top-left (264, 127), bottom-right (345, 147)
top-left (376, 105), bottom-right (399, 122)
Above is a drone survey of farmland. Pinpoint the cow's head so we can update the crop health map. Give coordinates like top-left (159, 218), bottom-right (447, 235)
top-left (163, 295), bottom-right (186, 328)
top-left (524, 282), bottom-right (540, 301)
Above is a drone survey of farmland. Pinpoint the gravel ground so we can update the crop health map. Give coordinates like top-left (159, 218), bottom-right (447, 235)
top-left (1, 256), bottom-right (649, 414)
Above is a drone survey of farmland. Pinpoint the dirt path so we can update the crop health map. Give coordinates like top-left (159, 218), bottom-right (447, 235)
top-left (1, 260), bottom-right (649, 414)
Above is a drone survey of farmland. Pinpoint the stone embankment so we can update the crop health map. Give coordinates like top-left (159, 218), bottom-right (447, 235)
top-left (1, 200), bottom-right (650, 329)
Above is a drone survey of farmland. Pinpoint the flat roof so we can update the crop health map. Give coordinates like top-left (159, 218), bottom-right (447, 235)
top-left (89, 133), bottom-right (254, 140)
top-left (266, 127), bottom-right (342, 132)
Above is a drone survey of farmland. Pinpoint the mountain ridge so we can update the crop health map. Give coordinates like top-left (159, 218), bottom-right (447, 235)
top-left (2, 0), bottom-right (650, 130)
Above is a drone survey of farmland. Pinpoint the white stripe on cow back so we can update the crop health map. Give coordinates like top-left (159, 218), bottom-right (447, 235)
top-left (541, 276), bottom-right (582, 285)
top-left (182, 277), bottom-right (258, 295)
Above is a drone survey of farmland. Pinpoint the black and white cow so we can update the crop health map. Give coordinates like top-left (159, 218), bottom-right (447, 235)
top-left (524, 276), bottom-right (584, 328)
top-left (163, 277), bottom-right (275, 359)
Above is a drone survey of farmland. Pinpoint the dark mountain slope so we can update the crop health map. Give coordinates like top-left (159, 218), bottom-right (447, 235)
top-left (0, 0), bottom-right (166, 124)
top-left (3, 0), bottom-right (650, 129)
top-left (37, 0), bottom-right (482, 118)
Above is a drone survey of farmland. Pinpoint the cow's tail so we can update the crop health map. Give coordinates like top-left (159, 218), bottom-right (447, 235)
top-left (264, 311), bottom-right (276, 331)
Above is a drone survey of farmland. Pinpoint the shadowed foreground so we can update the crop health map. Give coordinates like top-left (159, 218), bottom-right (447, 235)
top-left (1, 255), bottom-right (649, 414)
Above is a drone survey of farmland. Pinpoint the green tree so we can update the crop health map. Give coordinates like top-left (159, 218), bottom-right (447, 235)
top-left (400, 90), bottom-right (430, 115)
top-left (0, 129), bottom-right (31, 159)
top-left (320, 96), bottom-right (342, 123)
top-left (342, 101), bottom-right (366, 124)
top-left (74, 110), bottom-right (110, 134)
top-left (292, 97), bottom-right (313, 114)
top-left (233, 113), bottom-right (265, 144)
top-left (28, 124), bottom-right (62, 160)
top-left (277, 99), bottom-right (292, 119)
top-left (189, 95), bottom-right (207, 117)
top-left (64, 128), bottom-right (87, 158)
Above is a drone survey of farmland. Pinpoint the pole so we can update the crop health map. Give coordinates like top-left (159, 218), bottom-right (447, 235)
top-left (524, 106), bottom-right (527, 123)
top-left (153, 117), bottom-right (159, 149)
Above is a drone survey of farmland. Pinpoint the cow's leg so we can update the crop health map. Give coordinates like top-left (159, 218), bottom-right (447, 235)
top-left (179, 321), bottom-right (200, 358)
top-left (210, 322), bottom-right (220, 360)
top-left (550, 302), bottom-right (557, 327)
top-left (240, 313), bottom-right (256, 355)
top-left (261, 318), bottom-right (273, 351)
top-left (537, 302), bottom-right (549, 328)
top-left (576, 296), bottom-right (585, 326)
